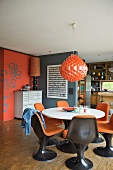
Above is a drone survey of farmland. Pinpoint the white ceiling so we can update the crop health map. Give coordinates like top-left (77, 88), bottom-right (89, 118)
top-left (0, 0), bottom-right (113, 63)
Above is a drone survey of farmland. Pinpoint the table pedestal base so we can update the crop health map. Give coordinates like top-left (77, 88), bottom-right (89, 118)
top-left (39, 138), bottom-right (58, 147)
top-left (57, 140), bottom-right (76, 153)
top-left (46, 138), bottom-right (58, 146)
top-left (57, 140), bottom-right (88, 154)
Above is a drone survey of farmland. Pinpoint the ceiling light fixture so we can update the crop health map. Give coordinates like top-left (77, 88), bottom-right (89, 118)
top-left (60, 23), bottom-right (88, 82)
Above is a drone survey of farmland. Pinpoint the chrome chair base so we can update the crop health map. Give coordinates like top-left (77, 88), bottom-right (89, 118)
top-left (33, 149), bottom-right (57, 162)
top-left (94, 133), bottom-right (113, 157)
top-left (93, 147), bottom-right (113, 157)
top-left (65, 157), bottom-right (93, 170)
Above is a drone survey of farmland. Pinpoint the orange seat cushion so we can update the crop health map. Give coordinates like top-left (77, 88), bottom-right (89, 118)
top-left (98, 122), bottom-right (113, 134)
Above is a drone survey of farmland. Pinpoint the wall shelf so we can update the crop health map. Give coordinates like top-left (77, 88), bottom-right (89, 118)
top-left (87, 61), bottom-right (113, 91)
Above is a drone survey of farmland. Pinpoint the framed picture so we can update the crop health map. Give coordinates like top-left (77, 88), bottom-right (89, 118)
top-left (47, 65), bottom-right (68, 99)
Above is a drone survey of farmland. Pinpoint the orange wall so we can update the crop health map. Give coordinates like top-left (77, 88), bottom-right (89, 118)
top-left (0, 49), bottom-right (4, 120)
top-left (0, 49), bottom-right (32, 121)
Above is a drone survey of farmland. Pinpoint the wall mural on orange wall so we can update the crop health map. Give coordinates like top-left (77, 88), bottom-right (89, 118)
top-left (8, 63), bottom-right (22, 80)
top-left (3, 94), bottom-right (12, 112)
top-left (0, 63), bottom-right (22, 113)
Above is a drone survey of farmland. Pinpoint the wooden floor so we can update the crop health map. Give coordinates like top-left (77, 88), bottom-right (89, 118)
top-left (0, 119), bottom-right (113, 170)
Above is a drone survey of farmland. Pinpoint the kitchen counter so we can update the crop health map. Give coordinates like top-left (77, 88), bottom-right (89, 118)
top-left (92, 91), bottom-right (113, 92)
top-left (91, 91), bottom-right (113, 94)
top-left (98, 92), bottom-right (113, 96)
top-left (91, 91), bottom-right (113, 109)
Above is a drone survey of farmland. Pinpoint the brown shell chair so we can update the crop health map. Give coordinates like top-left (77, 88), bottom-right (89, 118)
top-left (65, 115), bottom-right (98, 170)
top-left (34, 103), bottom-right (64, 146)
top-left (92, 102), bottom-right (109, 143)
top-left (93, 114), bottom-right (113, 157)
top-left (31, 113), bottom-right (63, 162)
top-left (56, 100), bottom-right (89, 154)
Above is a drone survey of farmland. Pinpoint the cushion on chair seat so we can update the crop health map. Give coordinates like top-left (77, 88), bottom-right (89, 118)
top-left (98, 123), bottom-right (113, 134)
top-left (44, 116), bottom-right (63, 126)
top-left (35, 113), bottom-right (63, 136)
top-left (45, 124), bottom-right (64, 136)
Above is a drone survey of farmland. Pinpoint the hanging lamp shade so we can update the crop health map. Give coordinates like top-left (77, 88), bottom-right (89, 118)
top-left (30, 57), bottom-right (40, 90)
top-left (60, 54), bottom-right (88, 82)
top-left (30, 57), bottom-right (40, 76)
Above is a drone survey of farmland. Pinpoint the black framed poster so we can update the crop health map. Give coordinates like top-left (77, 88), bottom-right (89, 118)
top-left (47, 65), bottom-right (68, 99)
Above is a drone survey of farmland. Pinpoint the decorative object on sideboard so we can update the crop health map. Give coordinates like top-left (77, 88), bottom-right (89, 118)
top-left (30, 57), bottom-right (40, 90)
top-left (60, 23), bottom-right (88, 82)
top-left (24, 84), bottom-right (30, 90)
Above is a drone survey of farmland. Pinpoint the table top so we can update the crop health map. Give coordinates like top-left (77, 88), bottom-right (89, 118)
top-left (42, 107), bottom-right (105, 120)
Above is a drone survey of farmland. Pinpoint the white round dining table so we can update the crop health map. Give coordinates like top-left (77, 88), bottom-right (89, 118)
top-left (42, 107), bottom-right (105, 154)
top-left (42, 107), bottom-right (105, 120)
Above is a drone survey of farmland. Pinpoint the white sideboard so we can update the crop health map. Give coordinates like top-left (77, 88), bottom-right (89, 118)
top-left (14, 90), bottom-right (42, 118)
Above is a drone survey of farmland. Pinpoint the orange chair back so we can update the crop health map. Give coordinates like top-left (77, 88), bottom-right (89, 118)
top-left (96, 102), bottom-right (109, 122)
top-left (56, 100), bottom-right (69, 107)
top-left (34, 103), bottom-right (45, 112)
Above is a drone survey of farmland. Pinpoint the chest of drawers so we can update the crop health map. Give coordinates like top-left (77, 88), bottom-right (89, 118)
top-left (14, 90), bottom-right (42, 118)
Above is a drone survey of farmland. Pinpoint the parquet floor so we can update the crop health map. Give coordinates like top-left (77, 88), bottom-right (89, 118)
top-left (0, 119), bottom-right (113, 170)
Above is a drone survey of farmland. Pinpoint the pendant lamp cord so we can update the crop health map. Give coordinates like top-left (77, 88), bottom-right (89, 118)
top-left (73, 27), bottom-right (75, 55)
top-left (72, 23), bottom-right (76, 55)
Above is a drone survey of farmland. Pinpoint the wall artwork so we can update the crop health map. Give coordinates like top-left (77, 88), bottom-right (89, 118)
top-left (0, 63), bottom-right (22, 113)
top-left (47, 65), bottom-right (68, 99)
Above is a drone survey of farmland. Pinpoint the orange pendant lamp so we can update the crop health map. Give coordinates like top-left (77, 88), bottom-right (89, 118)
top-left (60, 54), bottom-right (88, 82)
top-left (60, 23), bottom-right (88, 82)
